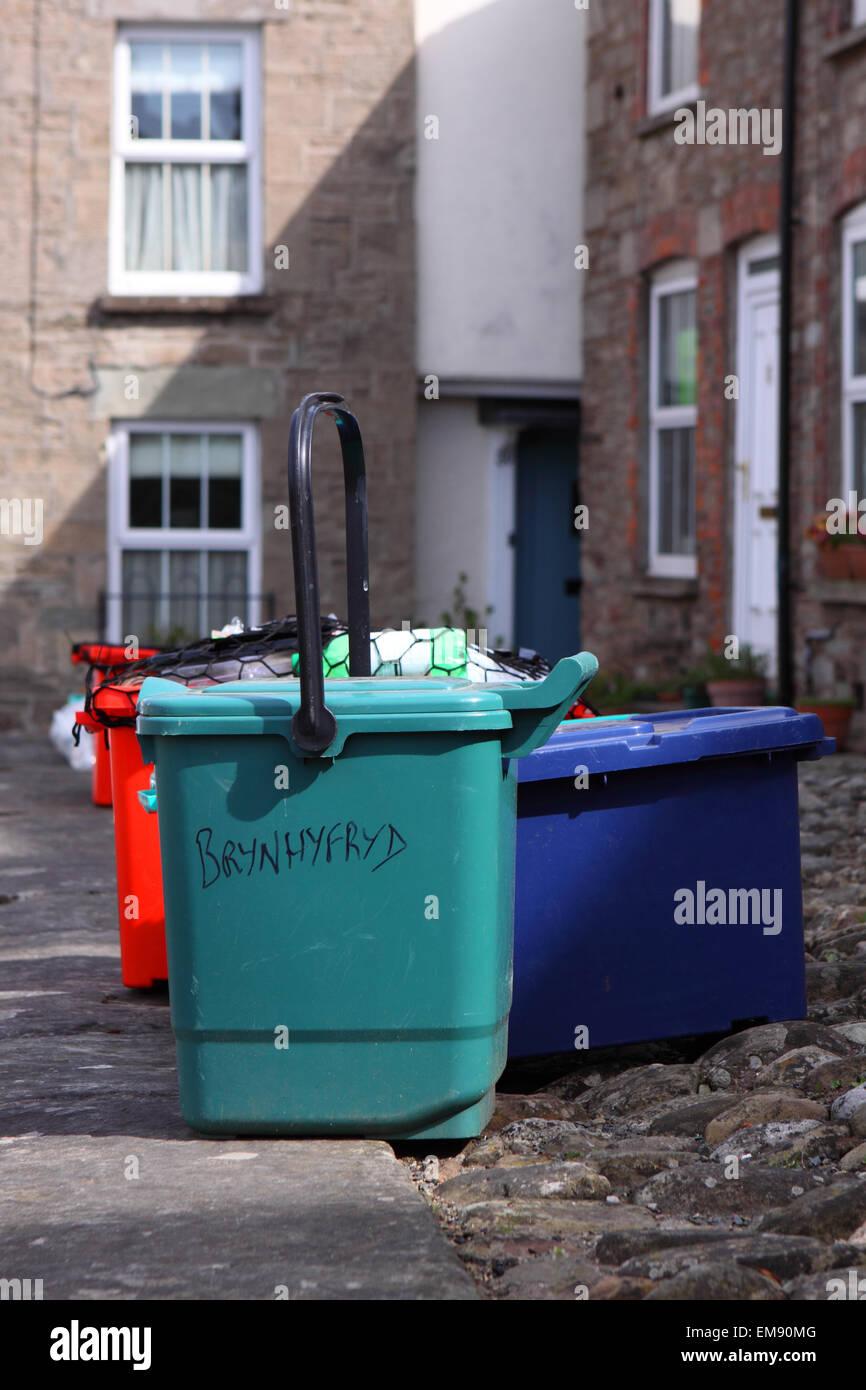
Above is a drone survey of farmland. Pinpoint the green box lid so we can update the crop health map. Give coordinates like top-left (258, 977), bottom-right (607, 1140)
top-left (136, 653), bottom-right (598, 760)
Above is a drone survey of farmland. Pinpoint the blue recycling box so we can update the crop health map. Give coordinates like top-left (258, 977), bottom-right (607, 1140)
top-left (510, 707), bottom-right (834, 1057)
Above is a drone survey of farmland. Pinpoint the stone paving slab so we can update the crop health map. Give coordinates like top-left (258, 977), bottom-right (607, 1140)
top-left (0, 737), bottom-right (477, 1300)
top-left (0, 1135), bottom-right (474, 1301)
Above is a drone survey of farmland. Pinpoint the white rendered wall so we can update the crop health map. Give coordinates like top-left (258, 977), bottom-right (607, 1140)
top-left (415, 0), bottom-right (585, 390)
top-left (414, 399), bottom-right (516, 643)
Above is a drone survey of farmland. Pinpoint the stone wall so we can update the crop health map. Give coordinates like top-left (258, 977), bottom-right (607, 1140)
top-left (581, 0), bottom-right (866, 745)
top-left (0, 0), bottom-right (416, 730)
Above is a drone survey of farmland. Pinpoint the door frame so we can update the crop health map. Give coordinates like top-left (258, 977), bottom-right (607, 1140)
top-left (479, 395), bottom-right (581, 652)
top-left (486, 433), bottom-right (517, 649)
top-left (733, 233), bottom-right (780, 673)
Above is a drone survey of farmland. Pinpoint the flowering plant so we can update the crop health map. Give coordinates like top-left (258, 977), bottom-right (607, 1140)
top-left (805, 507), bottom-right (866, 548)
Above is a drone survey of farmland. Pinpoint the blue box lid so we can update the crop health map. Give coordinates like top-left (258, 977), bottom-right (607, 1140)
top-left (516, 706), bottom-right (834, 781)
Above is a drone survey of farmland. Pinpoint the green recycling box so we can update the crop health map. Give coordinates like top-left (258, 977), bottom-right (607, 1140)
top-left (137, 656), bottom-right (595, 1139)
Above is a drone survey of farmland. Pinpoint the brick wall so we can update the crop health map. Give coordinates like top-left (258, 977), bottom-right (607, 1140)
top-left (581, 0), bottom-right (866, 745)
top-left (0, 0), bottom-right (416, 730)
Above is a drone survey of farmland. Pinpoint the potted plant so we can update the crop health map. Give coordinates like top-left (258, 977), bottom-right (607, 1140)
top-left (794, 696), bottom-right (855, 751)
top-left (679, 665), bottom-right (709, 709)
top-left (584, 672), bottom-right (643, 715)
top-left (806, 509), bottom-right (866, 581)
top-left (655, 683), bottom-right (682, 703)
top-left (627, 679), bottom-right (680, 705)
top-left (699, 645), bottom-right (768, 707)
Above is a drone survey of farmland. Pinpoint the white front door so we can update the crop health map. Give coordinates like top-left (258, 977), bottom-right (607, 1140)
top-left (733, 238), bottom-right (781, 676)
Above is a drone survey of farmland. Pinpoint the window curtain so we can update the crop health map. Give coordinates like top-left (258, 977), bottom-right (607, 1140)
top-left (125, 163), bottom-right (246, 272)
top-left (207, 550), bottom-right (248, 633)
top-left (658, 428), bottom-right (695, 557)
top-left (169, 551), bottom-right (202, 641)
top-left (854, 405), bottom-right (866, 498)
top-left (663, 0), bottom-right (700, 95)
top-left (124, 165), bottom-right (163, 272)
top-left (853, 242), bottom-right (866, 377)
top-left (122, 550), bottom-right (162, 641)
top-left (211, 166), bottom-right (247, 272)
top-left (171, 165), bottom-right (203, 272)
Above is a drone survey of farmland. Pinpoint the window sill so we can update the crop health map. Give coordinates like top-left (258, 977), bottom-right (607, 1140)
top-left (92, 294), bottom-right (277, 318)
top-left (813, 578), bottom-right (866, 605)
top-left (637, 97), bottom-right (700, 139)
top-left (630, 575), bottom-right (699, 599)
top-left (824, 25), bottom-right (866, 60)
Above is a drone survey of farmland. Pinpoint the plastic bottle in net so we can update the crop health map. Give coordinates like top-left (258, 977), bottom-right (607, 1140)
top-left (82, 616), bottom-right (594, 729)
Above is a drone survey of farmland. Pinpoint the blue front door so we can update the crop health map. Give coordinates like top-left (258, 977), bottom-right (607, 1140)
top-left (513, 427), bottom-right (581, 663)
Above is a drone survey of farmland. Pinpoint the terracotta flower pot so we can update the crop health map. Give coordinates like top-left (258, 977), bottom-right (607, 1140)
top-left (817, 546), bottom-right (851, 579)
top-left (846, 547), bottom-right (866, 580)
top-left (795, 702), bottom-right (853, 752)
top-left (705, 679), bottom-right (765, 708)
top-left (818, 546), bottom-right (866, 580)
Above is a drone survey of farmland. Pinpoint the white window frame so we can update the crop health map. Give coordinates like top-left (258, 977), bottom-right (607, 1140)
top-left (853, 0), bottom-right (866, 30)
top-left (648, 0), bottom-right (701, 116)
top-left (842, 203), bottom-right (866, 498)
top-left (106, 420), bottom-right (261, 643)
top-left (648, 260), bottom-right (698, 578)
top-left (109, 26), bottom-right (262, 296)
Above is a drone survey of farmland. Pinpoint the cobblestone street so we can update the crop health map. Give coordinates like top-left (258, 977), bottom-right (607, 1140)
top-left (407, 753), bottom-right (866, 1301)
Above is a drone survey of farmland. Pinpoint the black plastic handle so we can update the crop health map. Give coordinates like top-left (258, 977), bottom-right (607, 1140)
top-left (288, 392), bottom-right (371, 754)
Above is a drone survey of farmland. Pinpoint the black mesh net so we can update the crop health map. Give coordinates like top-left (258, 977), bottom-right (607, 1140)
top-left (81, 616), bottom-right (570, 729)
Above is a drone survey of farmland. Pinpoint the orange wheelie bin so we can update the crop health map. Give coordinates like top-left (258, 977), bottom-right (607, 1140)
top-left (79, 678), bottom-right (168, 988)
top-left (71, 644), bottom-right (158, 807)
